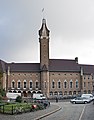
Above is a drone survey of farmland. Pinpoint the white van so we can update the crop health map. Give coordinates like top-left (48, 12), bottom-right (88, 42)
top-left (81, 94), bottom-right (94, 102)
top-left (6, 92), bottom-right (21, 100)
top-left (33, 93), bottom-right (46, 100)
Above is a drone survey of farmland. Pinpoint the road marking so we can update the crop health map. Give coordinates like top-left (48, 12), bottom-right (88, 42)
top-left (34, 107), bottom-right (62, 120)
top-left (79, 105), bottom-right (86, 120)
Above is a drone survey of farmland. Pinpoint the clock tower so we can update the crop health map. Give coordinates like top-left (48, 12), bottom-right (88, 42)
top-left (39, 19), bottom-right (50, 97)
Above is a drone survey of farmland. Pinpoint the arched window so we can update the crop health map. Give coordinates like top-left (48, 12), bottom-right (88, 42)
top-left (18, 80), bottom-right (21, 89)
top-left (52, 80), bottom-right (55, 88)
top-left (11, 80), bottom-right (15, 89)
top-left (29, 80), bottom-right (32, 89)
top-left (23, 80), bottom-right (27, 89)
top-left (69, 91), bottom-right (72, 95)
top-left (50, 91), bottom-right (53, 96)
top-left (73, 91), bottom-right (76, 95)
top-left (58, 80), bottom-right (61, 88)
top-left (59, 91), bottom-right (63, 95)
top-left (64, 80), bottom-right (67, 88)
top-left (54, 91), bottom-right (58, 95)
top-left (36, 80), bottom-right (38, 88)
top-left (64, 91), bottom-right (67, 95)
top-left (75, 79), bottom-right (79, 88)
top-left (70, 80), bottom-right (73, 88)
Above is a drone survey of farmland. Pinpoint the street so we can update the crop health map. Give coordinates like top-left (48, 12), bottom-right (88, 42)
top-left (41, 101), bottom-right (94, 120)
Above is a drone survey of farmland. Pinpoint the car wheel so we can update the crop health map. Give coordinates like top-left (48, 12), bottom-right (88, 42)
top-left (73, 101), bottom-right (76, 104)
top-left (84, 101), bottom-right (87, 104)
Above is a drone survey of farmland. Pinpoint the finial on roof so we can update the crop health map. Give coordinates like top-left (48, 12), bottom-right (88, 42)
top-left (39, 18), bottom-right (50, 37)
top-left (42, 8), bottom-right (45, 19)
top-left (42, 18), bottom-right (46, 24)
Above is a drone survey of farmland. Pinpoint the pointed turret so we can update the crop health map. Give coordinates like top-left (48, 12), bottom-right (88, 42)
top-left (39, 19), bottom-right (49, 38)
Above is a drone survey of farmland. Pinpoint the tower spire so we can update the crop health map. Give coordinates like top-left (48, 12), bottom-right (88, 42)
top-left (39, 18), bottom-right (49, 38)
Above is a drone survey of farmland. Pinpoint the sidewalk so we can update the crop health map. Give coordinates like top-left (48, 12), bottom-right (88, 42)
top-left (0, 103), bottom-right (61, 120)
top-left (34, 103), bottom-right (61, 120)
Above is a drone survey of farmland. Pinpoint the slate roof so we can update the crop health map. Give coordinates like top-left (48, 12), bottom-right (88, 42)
top-left (0, 60), bottom-right (6, 72)
top-left (7, 63), bottom-right (40, 72)
top-left (79, 64), bottom-right (94, 74)
top-left (49, 59), bottom-right (80, 72)
top-left (1, 59), bottom-right (94, 74)
top-left (49, 59), bottom-right (94, 74)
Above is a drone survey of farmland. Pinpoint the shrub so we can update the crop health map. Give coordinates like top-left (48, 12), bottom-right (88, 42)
top-left (0, 94), bottom-right (2, 102)
top-left (16, 96), bottom-right (22, 103)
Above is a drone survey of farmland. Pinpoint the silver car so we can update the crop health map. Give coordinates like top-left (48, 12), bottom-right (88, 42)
top-left (70, 97), bottom-right (90, 104)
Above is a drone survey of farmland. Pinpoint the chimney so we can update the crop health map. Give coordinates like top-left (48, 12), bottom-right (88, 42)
top-left (75, 57), bottom-right (78, 64)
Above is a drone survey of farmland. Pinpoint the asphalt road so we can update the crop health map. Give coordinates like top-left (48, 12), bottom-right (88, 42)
top-left (41, 101), bottom-right (94, 120)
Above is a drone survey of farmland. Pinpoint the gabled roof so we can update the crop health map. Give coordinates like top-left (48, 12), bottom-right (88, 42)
top-left (49, 59), bottom-right (80, 72)
top-left (7, 63), bottom-right (40, 72)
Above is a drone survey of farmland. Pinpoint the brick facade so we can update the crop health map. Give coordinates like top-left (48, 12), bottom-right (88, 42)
top-left (0, 19), bottom-right (94, 98)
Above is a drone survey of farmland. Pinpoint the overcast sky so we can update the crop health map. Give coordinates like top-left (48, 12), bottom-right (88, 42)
top-left (0, 0), bottom-right (94, 65)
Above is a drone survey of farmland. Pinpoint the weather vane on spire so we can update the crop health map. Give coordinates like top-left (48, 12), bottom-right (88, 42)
top-left (42, 8), bottom-right (45, 19)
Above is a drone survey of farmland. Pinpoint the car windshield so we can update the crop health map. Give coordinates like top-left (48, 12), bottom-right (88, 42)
top-left (75, 97), bottom-right (82, 100)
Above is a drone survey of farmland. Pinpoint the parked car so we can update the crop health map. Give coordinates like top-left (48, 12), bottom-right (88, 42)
top-left (34, 99), bottom-right (50, 108)
top-left (70, 97), bottom-right (90, 104)
top-left (81, 94), bottom-right (94, 102)
top-left (40, 99), bottom-right (50, 108)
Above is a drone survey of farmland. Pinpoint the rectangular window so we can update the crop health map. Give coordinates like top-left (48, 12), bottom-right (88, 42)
top-left (88, 76), bottom-right (90, 79)
top-left (88, 82), bottom-right (90, 88)
top-left (84, 82), bottom-right (86, 87)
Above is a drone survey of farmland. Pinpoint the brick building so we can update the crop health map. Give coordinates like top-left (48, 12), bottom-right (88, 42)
top-left (0, 19), bottom-right (94, 98)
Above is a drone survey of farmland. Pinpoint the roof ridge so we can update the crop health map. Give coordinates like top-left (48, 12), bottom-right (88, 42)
top-left (80, 64), bottom-right (94, 66)
top-left (49, 59), bottom-right (75, 61)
